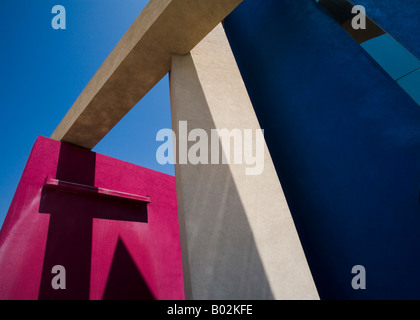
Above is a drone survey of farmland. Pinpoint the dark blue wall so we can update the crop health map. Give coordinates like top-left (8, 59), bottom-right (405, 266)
top-left (225, 0), bottom-right (420, 299)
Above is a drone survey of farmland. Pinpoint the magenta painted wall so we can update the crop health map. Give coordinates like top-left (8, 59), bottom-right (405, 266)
top-left (0, 136), bottom-right (184, 300)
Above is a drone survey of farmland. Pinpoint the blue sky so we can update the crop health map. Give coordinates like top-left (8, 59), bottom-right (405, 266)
top-left (0, 1), bottom-right (174, 227)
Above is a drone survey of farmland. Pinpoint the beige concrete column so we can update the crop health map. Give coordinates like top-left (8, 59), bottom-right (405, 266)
top-left (170, 24), bottom-right (319, 300)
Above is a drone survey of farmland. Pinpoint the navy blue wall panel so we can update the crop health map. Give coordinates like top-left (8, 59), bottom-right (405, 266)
top-left (224, 0), bottom-right (420, 299)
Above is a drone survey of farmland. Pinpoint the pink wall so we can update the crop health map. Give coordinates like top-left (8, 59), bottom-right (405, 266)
top-left (0, 136), bottom-right (184, 300)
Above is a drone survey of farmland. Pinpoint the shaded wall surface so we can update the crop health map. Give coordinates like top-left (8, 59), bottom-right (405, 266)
top-left (0, 136), bottom-right (184, 300)
top-left (225, 0), bottom-right (420, 299)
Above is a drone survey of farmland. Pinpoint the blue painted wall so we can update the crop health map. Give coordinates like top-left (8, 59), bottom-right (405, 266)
top-left (224, 0), bottom-right (420, 299)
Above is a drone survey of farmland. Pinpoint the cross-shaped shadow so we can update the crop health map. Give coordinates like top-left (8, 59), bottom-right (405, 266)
top-left (38, 142), bottom-right (152, 300)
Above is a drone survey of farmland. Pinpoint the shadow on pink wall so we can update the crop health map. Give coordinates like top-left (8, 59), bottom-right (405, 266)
top-left (0, 136), bottom-right (184, 300)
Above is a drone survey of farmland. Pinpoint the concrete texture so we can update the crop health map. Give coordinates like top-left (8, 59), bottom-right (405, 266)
top-left (51, 0), bottom-right (243, 150)
top-left (170, 24), bottom-right (319, 300)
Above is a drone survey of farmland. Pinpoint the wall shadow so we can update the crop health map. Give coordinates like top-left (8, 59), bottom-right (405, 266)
top-left (103, 237), bottom-right (155, 300)
top-left (38, 142), bottom-right (148, 300)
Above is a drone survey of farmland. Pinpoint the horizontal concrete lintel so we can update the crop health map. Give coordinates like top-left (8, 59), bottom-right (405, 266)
top-left (51, 0), bottom-right (243, 150)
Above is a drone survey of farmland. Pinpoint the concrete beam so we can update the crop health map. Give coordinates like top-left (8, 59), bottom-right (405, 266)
top-left (170, 24), bottom-right (320, 299)
top-left (51, 0), bottom-right (243, 149)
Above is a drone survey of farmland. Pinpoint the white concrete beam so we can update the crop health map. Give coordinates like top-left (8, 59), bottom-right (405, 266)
top-left (51, 0), bottom-right (243, 149)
